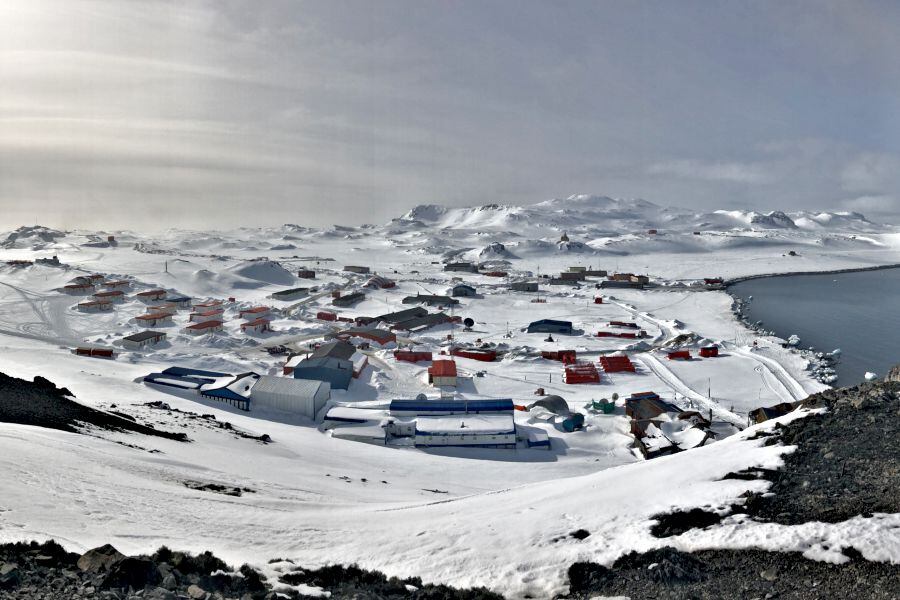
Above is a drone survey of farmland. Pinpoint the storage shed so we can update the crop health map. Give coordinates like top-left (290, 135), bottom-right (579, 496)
top-left (527, 319), bottom-right (573, 334)
top-left (564, 362), bottom-right (600, 384)
top-left (270, 287), bottom-right (309, 301)
top-left (402, 293), bottom-right (459, 307)
top-left (541, 350), bottom-right (577, 363)
top-left (297, 269), bottom-right (316, 279)
top-left (122, 330), bottom-right (167, 350)
top-left (444, 262), bottom-right (479, 273)
top-left (250, 376), bottom-right (330, 418)
top-left (363, 275), bottom-right (396, 289)
top-left (451, 284), bottom-right (477, 297)
top-left (343, 265), bottom-right (370, 274)
top-left (450, 348), bottom-right (497, 362)
top-left (165, 295), bottom-right (192, 309)
top-left (394, 350), bottom-right (433, 363)
top-left (332, 292), bottom-right (366, 307)
top-left (509, 281), bottom-right (539, 292)
top-left (336, 326), bottom-right (396, 346)
top-left (699, 345), bottom-right (719, 358)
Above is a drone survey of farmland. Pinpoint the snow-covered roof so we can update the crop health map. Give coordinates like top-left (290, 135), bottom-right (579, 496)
top-left (415, 414), bottom-right (515, 435)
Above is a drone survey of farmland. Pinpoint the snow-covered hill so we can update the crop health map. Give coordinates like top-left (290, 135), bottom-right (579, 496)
top-left (0, 194), bottom-right (898, 598)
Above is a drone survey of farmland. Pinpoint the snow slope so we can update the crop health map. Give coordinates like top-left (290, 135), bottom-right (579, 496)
top-left (0, 196), bottom-right (897, 597)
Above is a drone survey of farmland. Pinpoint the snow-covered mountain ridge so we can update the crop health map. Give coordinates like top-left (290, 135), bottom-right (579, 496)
top-left (396, 194), bottom-right (884, 234)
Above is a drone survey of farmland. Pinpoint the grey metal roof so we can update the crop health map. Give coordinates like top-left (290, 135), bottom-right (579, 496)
top-left (123, 330), bottom-right (167, 342)
top-left (311, 340), bottom-right (357, 361)
top-left (376, 306), bottom-right (428, 324)
top-left (251, 375), bottom-right (328, 398)
top-left (393, 313), bottom-right (450, 331)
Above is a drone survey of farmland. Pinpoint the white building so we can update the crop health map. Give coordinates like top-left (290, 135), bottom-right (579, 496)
top-left (250, 376), bottom-right (330, 419)
top-left (135, 313), bottom-right (173, 327)
top-left (183, 320), bottom-right (224, 335)
top-left (77, 300), bottom-right (113, 313)
top-left (414, 414), bottom-right (517, 448)
top-left (189, 310), bottom-right (224, 323)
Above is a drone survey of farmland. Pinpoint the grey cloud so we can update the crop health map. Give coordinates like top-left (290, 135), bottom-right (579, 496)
top-left (1, 0), bottom-right (900, 230)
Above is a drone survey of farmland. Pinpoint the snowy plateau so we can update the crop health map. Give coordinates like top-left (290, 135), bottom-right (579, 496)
top-left (0, 195), bottom-right (899, 598)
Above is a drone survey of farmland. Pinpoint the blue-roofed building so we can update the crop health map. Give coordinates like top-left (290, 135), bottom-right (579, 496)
top-left (292, 356), bottom-right (354, 390)
top-left (165, 295), bottom-right (193, 309)
top-left (161, 366), bottom-right (229, 379)
top-left (143, 372), bottom-right (210, 391)
top-left (199, 373), bottom-right (259, 411)
top-left (526, 319), bottom-right (574, 334)
top-left (451, 283), bottom-right (477, 297)
top-left (389, 398), bottom-right (514, 416)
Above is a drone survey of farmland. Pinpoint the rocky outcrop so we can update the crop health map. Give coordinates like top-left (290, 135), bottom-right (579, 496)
top-left (565, 547), bottom-right (899, 600)
top-left (0, 372), bottom-right (187, 441)
top-left (885, 364), bottom-right (900, 383)
top-left (561, 364), bottom-right (900, 600)
top-left (0, 541), bottom-right (503, 600)
top-left (76, 544), bottom-right (124, 573)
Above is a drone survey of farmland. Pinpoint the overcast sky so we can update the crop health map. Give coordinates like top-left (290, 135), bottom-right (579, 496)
top-left (1, 1), bottom-right (899, 230)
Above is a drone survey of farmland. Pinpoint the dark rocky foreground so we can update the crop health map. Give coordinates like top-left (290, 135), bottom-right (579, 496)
top-left (0, 541), bottom-right (502, 599)
top-left (561, 368), bottom-right (900, 599)
top-left (565, 547), bottom-right (899, 600)
top-left (0, 372), bottom-right (186, 441)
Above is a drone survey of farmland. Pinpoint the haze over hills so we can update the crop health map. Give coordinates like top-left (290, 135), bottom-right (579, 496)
top-left (396, 194), bottom-right (886, 235)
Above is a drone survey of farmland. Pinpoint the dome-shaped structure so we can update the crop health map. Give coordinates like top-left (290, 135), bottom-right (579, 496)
top-left (528, 395), bottom-right (570, 415)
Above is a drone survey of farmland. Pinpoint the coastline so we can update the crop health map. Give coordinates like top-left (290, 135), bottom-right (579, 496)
top-left (723, 262), bottom-right (900, 286)
top-left (724, 265), bottom-right (900, 387)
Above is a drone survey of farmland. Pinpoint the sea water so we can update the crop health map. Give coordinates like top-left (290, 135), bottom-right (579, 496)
top-left (730, 268), bottom-right (900, 385)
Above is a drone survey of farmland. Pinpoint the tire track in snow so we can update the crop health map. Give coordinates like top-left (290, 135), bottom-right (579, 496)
top-left (635, 353), bottom-right (744, 426)
top-left (726, 345), bottom-right (809, 402)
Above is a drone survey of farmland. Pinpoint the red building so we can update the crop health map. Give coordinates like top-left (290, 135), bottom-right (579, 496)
top-left (541, 350), bottom-right (577, 363)
top-left (667, 350), bottom-right (692, 360)
top-left (599, 355), bottom-right (635, 372)
top-left (428, 360), bottom-right (458, 386)
top-left (450, 348), bottom-right (497, 362)
top-left (394, 350), bottom-right (433, 363)
top-left (699, 346), bottom-right (719, 358)
top-left (564, 362), bottom-right (601, 384)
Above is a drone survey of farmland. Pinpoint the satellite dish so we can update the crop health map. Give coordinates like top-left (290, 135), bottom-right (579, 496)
top-left (415, 393), bottom-right (428, 402)
top-left (463, 317), bottom-right (475, 328)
